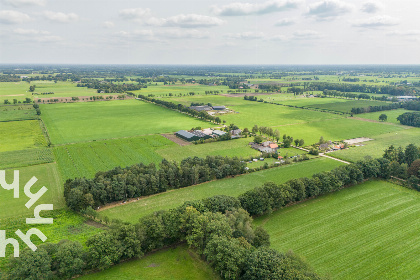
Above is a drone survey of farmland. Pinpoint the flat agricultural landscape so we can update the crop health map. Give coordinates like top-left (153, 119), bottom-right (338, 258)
top-left (100, 157), bottom-right (344, 223)
top-left (356, 109), bottom-right (412, 124)
top-left (330, 127), bottom-right (420, 162)
top-left (41, 99), bottom-right (216, 144)
top-left (54, 135), bottom-right (175, 180)
top-left (254, 180), bottom-right (420, 280)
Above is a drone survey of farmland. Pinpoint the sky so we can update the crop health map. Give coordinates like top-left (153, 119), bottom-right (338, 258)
top-left (0, 0), bottom-right (419, 65)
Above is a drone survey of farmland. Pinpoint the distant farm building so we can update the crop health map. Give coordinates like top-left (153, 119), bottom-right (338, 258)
top-left (212, 130), bottom-right (227, 137)
top-left (213, 106), bottom-right (226, 110)
top-left (175, 130), bottom-right (200, 142)
top-left (189, 105), bottom-right (212, 111)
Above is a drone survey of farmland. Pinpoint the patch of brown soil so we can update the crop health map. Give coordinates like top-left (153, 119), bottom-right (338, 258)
top-left (161, 133), bottom-right (191, 146)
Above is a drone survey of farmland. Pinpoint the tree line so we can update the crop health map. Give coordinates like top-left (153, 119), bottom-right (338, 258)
top-left (7, 195), bottom-right (321, 280)
top-left (77, 79), bottom-right (145, 93)
top-left (137, 94), bottom-right (223, 124)
top-left (64, 156), bottom-right (247, 212)
top-left (397, 112), bottom-right (420, 127)
top-left (308, 82), bottom-right (419, 96)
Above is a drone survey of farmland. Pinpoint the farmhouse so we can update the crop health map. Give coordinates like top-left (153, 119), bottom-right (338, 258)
top-left (250, 141), bottom-right (279, 153)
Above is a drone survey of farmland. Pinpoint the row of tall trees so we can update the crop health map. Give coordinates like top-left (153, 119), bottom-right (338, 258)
top-left (309, 82), bottom-right (419, 96)
top-left (397, 112), bottom-right (420, 127)
top-left (64, 156), bottom-right (247, 212)
top-left (138, 94), bottom-right (223, 124)
top-left (8, 196), bottom-right (321, 280)
top-left (350, 103), bottom-right (402, 114)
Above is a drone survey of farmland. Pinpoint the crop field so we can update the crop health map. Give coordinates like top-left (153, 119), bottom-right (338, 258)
top-left (0, 163), bottom-right (64, 219)
top-left (356, 109), bottom-right (411, 124)
top-left (254, 180), bottom-right (420, 280)
top-left (277, 117), bottom-right (406, 145)
top-left (132, 83), bottom-right (229, 97)
top-left (101, 157), bottom-right (344, 223)
top-left (156, 137), bottom-right (260, 162)
top-left (330, 128), bottom-right (420, 162)
top-left (79, 245), bottom-right (219, 280)
top-left (0, 148), bottom-right (54, 169)
top-left (0, 210), bottom-right (104, 270)
top-left (54, 135), bottom-right (175, 180)
top-left (0, 104), bottom-right (37, 121)
top-left (0, 120), bottom-right (47, 152)
top-left (41, 99), bottom-right (216, 144)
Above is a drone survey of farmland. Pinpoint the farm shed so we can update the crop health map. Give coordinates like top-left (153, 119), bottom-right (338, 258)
top-left (189, 105), bottom-right (212, 111)
top-left (191, 130), bottom-right (212, 140)
top-left (212, 105), bottom-right (226, 110)
top-left (175, 130), bottom-right (199, 142)
top-left (213, 130), bottom-right (227, 136)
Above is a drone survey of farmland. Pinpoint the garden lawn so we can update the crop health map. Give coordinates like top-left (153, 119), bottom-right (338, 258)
top-left (330, 127), bottom-right (420, 162)
top-left (254, 180), bottom-right (420, 280)
top-left (0, 120), bottom-right (46, 152)
top-left (156, 137), bottom-right (260, 162)
top-left (101, 157), bottom-right (344, 223)
top-left (41, 99), bottom-right (216, 144)
top-left (78, 245), bottom-right (219, 280)
top-left (54, 135), bottom-right (175, 180)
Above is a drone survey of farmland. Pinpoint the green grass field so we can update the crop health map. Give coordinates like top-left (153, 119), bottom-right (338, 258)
top-left (254, 180), bottom-right (420, 280)
top-left (0, 105), bottom-right (37, 121)
top-left (0, 163), bottom-right (64, 219)
top-left (101, 157), bottom-right (344, 223)
top-left (156, 137), bottom-right (260, 162)
top-left (78, 245), bottom-right (219, 280)
top-left (132, 83), bottom-right (229, 97)
top-left (278, 117), bottom-right (406, 145)
top-left (0, 81), bottom-right (100, 103)
top-left (0, 148), bottom-right (54, 169)
top-left (41, 99), bottom-right (216, 144)
top-left (357, 109), bottom-right (411, 124)
top-left (0, 120), bottom-right (47, 152)
top-left (330, 128), bottom-right (420, 162)
top-left (55, 135), bottom-right (175, 180)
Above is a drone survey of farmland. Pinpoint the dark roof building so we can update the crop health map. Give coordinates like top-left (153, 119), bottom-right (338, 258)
top-left (191, 130), bottom-right (211, 140)
top-left (189, 105), bottom-right (212, 111)
top-left (175, 130), bottom-right (200, 142)
top-left (212, 105), bottom-right (226, 110)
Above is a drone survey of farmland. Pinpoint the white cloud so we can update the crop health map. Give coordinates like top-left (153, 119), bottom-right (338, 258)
top-left (119, 8), bottom-right (224, 28)
top-left (158, 29), bottom-right (210, 39)
top-left (352, 15), bottom-right (399, 28)
top-left (307, 0), bottom-right (353, 20)
top-left (225, 32), bottom-right (265, 39)
top-left (160, 14), bottom-right (224, 28)
top-left (387, 30), bottom-right (420, 36)
top-left (103, 21), bottom-right (115, 28)
top-left (0, 10), bottom-right (31, 24)
top-left (361, 1), bottom-right (384, 14)
top-left (292, 30), bottom-right (322, 40)
top-left (44, 11), bottom-right (79, 23)
top-left (119, 8), bottom-right (151, 20)
top-left (213, 0), bottom-right (301, 16)
top-left (4, 0), bottom-right (46, 7)
top-left (14, 28), bottom-right (50, 35)
top-left (275, 18), bottom-right (296, 26)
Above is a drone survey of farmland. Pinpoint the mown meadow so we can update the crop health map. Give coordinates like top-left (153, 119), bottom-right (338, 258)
top-left (254, 180), bottom-right (420, 280)
top-left (41, 99), bottom-right (217, 145)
